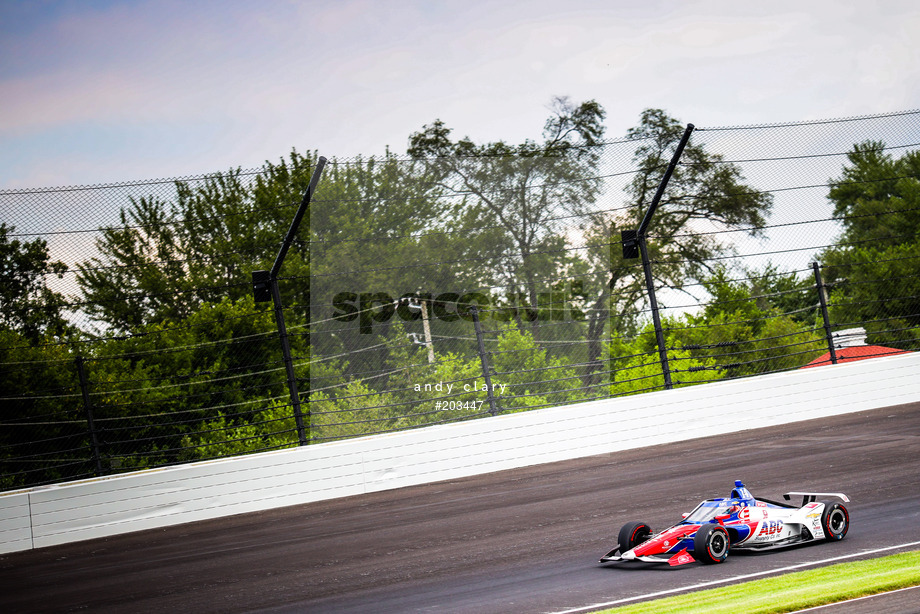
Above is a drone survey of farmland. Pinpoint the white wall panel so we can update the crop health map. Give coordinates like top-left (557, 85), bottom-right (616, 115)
top-left (29, 440), bottom-right (370, 548)
top-left (0, 492), bottom-right (31, 554)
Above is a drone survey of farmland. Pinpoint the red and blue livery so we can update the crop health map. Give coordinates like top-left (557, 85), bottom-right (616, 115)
top-left (600, 481), bottom-right (850, 566)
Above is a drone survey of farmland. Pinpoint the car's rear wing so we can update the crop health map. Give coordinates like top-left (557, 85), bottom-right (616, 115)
top-left (783, 491), bottom-right (850, 505)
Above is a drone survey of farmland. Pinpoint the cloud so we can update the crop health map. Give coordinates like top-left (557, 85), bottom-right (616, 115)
top-left (1, 0), bottom-right (919, 189)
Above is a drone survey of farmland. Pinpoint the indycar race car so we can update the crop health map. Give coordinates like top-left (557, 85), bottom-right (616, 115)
top-left (600, 481), bottom-right (849, 566)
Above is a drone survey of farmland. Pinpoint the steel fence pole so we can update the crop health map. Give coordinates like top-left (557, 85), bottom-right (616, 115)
top-left (470, 307), bottom-right (499, 416)
top-left (270, 277), bottom-right (308, 445)
top-left (75, 356), bottom-right (104, 476)
top-left (638, 233), bottom-right (673, 389)
top-left (813, 261), bottom-right (839, 365)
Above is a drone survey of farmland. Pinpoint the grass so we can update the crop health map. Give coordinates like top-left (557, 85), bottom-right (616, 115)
top-left (594, 550), bottom-right (920, 613)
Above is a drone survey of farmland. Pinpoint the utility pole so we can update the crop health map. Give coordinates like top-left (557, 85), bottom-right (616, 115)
top-left (408, 297), bottom-right (435, 363)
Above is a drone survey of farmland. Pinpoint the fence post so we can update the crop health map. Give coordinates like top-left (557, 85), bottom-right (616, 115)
top-left (75, 356), bottom-right (104, 476)
top-left (469, 307), bottom-right (499, 416)
top-left (270, 278), bottom-right (309, 445)
top-left (812, 261), bottom-right (838, 365)
top-left (621, 123), bottom-right (694, 390)
top-left (638, 233), bottom-right (673, 389)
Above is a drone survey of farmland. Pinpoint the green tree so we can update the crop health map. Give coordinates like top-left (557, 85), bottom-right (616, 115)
top-left (818, 142), bottom-right (920, 347)
top-left (608, 341), bottom-right (715, 397)
top-left (77, 151), bottom-right (323, 333)
top-left (488, 324), bottom-right (583, 411)
top-left (76, 194), bottom-right (189, 331)
top-left (310, 380), bottom-right (398, 441)
top-left (308, 151), bottom-right (483, 375)
top-left (0, 224), bottom-right (81, 488)
top-left (0, 223), bottom-right (72, 342)
top-left (590, 109), bottom-right (774, 387)
top-left (177, 398), bottom-right (300, 460)
top-left (746, 263), bottom-right (817, 327)
top-left (0, 329), bottom-right (84, 489)
top-left (666, 267), bottom-right (825, 378)
top-left (77, 295), bottom-right (292, 470)
top-left (407, 97), bottom-right (607, 341)
top-left (826, 141), bottom-right (920, 245)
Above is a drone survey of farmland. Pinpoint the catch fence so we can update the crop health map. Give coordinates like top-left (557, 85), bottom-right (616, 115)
top-left (2, 108), bottom-right (919, 490)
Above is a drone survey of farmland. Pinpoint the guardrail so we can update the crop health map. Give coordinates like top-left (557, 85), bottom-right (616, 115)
top-left (2, 351), bottom-right (918, 555)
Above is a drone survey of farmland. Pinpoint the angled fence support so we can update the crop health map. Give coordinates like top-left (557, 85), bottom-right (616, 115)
top-left (621, 124), bottom-right (695, 390)
top-left (253, 156), bottom-right (327, 446)
top-left (812, 261), bottom-right (839, 365)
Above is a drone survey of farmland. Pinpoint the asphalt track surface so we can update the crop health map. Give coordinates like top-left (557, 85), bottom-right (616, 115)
top-left (2, 402), bottom-right (919, 614)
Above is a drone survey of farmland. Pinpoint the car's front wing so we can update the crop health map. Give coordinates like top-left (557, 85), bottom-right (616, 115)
top-left (601, 548), bottom-right (695, 566)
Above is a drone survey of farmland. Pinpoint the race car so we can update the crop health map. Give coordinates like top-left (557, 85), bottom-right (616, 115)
top-left (600, 480), bottom-right (849, 566)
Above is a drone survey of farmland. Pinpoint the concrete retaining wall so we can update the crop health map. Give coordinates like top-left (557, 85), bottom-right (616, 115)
top-left (2, 352), bottom-right (917, 555)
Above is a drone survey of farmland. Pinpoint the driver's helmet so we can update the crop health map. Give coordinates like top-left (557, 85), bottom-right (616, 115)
top-left (729, 480), bottom-right (755, 505)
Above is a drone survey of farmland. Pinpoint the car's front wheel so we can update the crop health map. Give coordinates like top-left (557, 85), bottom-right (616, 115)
top-left (618, 521), bottom-right (652, 553)
top-left (693, 524), bottom-right (730, 564)
top-left (821, 501), bottom-right (849, 541)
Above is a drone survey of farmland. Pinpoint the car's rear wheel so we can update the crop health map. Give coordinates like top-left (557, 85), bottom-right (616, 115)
top-left (618, 521), bottom-right (652, 553)
top-left (821, 501), bottom-right (849, 541)
top-left (693, 524), bottom-right (730, 564)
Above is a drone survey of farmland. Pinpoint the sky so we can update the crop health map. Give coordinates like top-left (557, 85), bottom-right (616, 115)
top-left (1, 0), bottom-right (919, 190)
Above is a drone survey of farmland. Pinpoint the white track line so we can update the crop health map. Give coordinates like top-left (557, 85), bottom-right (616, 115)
top-left (548, 540), bottom-right (920, 614)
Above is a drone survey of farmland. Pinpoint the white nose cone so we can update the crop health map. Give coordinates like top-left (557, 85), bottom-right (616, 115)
top-left (622, 551), bottom-right (636, 560)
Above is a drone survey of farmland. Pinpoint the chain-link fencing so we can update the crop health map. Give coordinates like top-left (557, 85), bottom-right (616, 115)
top-left (2, 109), bottom-right (918, 491)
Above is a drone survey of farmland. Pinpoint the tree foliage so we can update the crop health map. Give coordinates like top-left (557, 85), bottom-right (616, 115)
top-left (670, 267), bottom-right (826, 377)
top-left (0, 223), bottom-right (72, 341)
top-left (585, 109), bottom-right (774, 386)
top-left (77, 152), bottom-right (321, 333)
top-left (609, 108), bottom-right (774, 313)
top-left (407, 97), bottom-right (607, 339)
top-left (819, 142), bottom-right (920, 346)
top-left (8, 103), bottom-right (913, 489)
